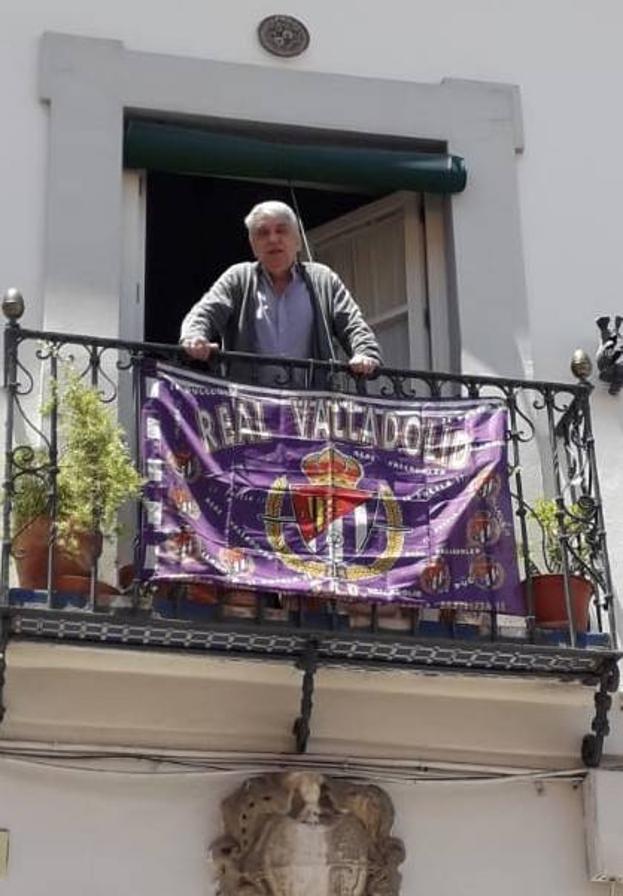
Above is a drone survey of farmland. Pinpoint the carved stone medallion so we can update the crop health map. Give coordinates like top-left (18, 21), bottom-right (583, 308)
top-left (257, 15), bottom-right (310, 57)
top-left (210, 772), bottom-right (405, 895)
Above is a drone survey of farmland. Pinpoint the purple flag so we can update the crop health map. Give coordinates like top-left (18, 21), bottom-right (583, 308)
top-left (139, 363), bottom-right (523, 612)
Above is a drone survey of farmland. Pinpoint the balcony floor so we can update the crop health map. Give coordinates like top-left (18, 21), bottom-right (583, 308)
top-left (7, 598), bottom-right (619, 685)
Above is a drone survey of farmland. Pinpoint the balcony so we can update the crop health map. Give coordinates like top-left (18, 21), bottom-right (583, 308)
top-left (0, 292), bottom-right (620, 765)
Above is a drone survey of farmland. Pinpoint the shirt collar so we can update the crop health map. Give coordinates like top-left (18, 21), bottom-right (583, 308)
top-left (259, 262), bottom-right (301, 289)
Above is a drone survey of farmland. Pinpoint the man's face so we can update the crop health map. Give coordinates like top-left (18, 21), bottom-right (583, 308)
top-left (249, 216), bottom-right (301, 278)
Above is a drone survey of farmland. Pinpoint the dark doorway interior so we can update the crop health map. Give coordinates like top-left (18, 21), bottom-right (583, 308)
top-left (145, 173), bottom-right (380, 344)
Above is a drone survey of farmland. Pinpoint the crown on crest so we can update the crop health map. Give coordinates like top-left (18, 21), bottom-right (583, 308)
top-left (301, 447), bottom-right (362, 489)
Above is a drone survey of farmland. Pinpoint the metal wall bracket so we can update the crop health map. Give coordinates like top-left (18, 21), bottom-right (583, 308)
top-left (596, 316), bottom-right (623, 395)
top-left (582, 658), bottom-right (620, 767)
top-left (292, 639), bottom-right (319, 754)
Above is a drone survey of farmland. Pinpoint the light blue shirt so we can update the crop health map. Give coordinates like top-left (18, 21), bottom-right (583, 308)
top-left (254, 266), bottom-right (314, 359)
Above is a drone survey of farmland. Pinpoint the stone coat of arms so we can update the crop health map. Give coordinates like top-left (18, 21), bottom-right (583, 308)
top-left (210, 772), bottom-right (404, 896)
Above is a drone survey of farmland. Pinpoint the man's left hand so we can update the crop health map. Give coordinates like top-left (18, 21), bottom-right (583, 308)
top-left (349, 354), bottom-right (380, 376)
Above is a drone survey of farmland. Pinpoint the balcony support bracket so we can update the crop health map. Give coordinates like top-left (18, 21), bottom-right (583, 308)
top-left (582, 658), bottom-right (620, 767)
top-left (293, 638), bottom-right (319, 754)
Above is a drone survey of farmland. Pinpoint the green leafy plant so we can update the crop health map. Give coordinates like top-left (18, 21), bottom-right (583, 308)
top-left (52, 372), bottom-right (143, 542)
top-left (11, 447), bottom-right (51, 533)
top-left (10, 370), bottom-right (143, 550)
top-left (526, 496), bottom-right (593, 576)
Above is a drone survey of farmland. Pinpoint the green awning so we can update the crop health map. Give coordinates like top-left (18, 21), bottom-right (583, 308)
top-left (124, 120), bottom-right (467, 195)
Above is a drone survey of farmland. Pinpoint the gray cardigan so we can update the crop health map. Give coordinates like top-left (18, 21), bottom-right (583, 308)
top-left (180, 261), bottom-right (382, 364)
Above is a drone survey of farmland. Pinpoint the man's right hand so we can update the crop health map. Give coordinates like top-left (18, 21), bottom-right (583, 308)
top-left (181, 338), bottom-right (220, 362)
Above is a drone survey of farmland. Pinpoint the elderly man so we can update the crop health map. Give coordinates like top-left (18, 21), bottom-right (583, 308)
top-left (180, 201), bottom-right (381, 378)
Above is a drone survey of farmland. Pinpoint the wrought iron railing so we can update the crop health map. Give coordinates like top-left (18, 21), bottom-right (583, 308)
top-left (2, 290), bottom-right (621, 765)
top-left (0, 293), bottom-right (619, 670)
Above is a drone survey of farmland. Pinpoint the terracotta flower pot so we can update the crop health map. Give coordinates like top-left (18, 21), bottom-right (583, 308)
top-left (55, 574), bottom-right (121, 612)
top-left (346, 601), bottom-right (411, 630)
top-left (118, 563), bottom-right (136, 592)
top-left (523, 573), bottom-right (593, 632)
top-left (222, 589), bottom-right (257, 619)
top-left (13, 515), bottom-right (103, 590)
top-left (55, 575), bottom-right (120, 598)
top-left (186, 582), bottom-right (218, 604)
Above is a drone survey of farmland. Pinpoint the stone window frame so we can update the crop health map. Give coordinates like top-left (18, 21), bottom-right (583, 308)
top-left (39, 31), bottom-right (527, 377)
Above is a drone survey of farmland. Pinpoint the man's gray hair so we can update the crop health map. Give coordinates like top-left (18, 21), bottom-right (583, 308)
top-left (244, 201), bottom-right (299, 234)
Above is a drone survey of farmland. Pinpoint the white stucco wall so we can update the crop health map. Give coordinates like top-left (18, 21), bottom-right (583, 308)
top-left (0, 759), bottom-right (611, 895)
top-left (2, 0), bottom-right (622, 357)
top-left (1, 5), bottom-right (622, 587)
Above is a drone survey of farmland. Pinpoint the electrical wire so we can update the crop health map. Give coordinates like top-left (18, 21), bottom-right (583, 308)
top-left (288, 182), bottom-right (337, 364)
top-left (289, 185), bottom-right (314, 263)
top-left (0, 743), bottom-right (589, 785)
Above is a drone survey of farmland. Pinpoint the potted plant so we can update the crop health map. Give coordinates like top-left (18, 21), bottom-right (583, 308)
top-left (10, 370), bottom-right (143, 593)
top-left (522, 496), bottom-right (595, 632)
